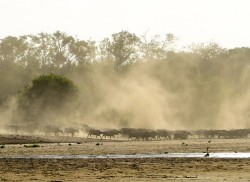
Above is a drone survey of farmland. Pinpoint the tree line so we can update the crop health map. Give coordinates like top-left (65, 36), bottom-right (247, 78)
top-left (1, 30), bottom-right (250, 129)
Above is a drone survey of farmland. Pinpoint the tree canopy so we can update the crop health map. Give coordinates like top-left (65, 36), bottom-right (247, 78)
top-left (17, 74), bottom-right (79, 124)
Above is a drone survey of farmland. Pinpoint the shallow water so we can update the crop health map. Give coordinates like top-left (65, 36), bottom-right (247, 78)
top-left (1, 153), bottom-right (250, 159)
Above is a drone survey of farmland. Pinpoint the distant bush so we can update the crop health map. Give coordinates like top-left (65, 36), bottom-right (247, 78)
top-left (16, 74), bottom-right (79, 124)
top-left (24, 144), bottom-right (40, 148)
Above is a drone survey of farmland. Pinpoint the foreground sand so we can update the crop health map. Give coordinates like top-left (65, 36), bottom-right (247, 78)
top-left (1, 134), bottom-right (250, 181)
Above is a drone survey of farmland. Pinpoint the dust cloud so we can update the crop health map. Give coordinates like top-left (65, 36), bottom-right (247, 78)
top-left (1, 36), bottom-right (250, 131)
top-left (69, 57), bottom-right (250, 130)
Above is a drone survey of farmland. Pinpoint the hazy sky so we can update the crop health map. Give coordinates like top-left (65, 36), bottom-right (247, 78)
top-left (0, 0), bottom-right (249, 48)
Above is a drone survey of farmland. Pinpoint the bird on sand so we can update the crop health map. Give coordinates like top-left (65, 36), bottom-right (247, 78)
top-left (204, 147), bottom-right (209, 157)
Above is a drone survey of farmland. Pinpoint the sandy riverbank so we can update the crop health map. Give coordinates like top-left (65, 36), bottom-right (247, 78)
top-left (1, 134), bottom-right (250, 181)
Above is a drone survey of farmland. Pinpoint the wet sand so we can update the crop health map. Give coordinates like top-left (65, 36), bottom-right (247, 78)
top-left (1, 134), bottom-right (250, 181)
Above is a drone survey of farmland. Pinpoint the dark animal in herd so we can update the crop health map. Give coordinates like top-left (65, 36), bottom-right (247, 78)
top-left (120, 128), bottom-right (168, 140)
top-left (102, 129), bottom-right (120, 139)
top-left (156, 129), bottom-right (171, 140)
top-left (86, 129), bottom-right (103, 139)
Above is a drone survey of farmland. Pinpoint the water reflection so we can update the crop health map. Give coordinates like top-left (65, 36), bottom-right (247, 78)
top-left (1, 153), bottom-right (250, 159)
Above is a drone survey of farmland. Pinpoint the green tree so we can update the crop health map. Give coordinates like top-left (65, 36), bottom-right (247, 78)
top-left (0, 36), bottom-right (34, 104)
top-left (99, 31), bottom-right (140, 71)
top-left (29, 32), bottom-right (74, 68)
top-left (28, 31), bottom-right (96, 73)
top-left (17, 74), bottom-right (79, 125)
top-left (0, 36), bottom-right (30, 66)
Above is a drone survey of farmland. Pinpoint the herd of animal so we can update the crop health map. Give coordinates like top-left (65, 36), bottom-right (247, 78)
top-left (2, 124), bottom-right (250, 140)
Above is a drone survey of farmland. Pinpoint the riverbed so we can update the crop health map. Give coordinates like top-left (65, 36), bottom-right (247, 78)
top-left (1, 134), bottom-right (250, 181)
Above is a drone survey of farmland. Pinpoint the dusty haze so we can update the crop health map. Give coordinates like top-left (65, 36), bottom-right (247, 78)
top-left (0, 32), bottom-right (250, 131)
top-left (69, 56), bottom-right (250, 130)
top-left (1, 60), bottom-right (249, 131)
